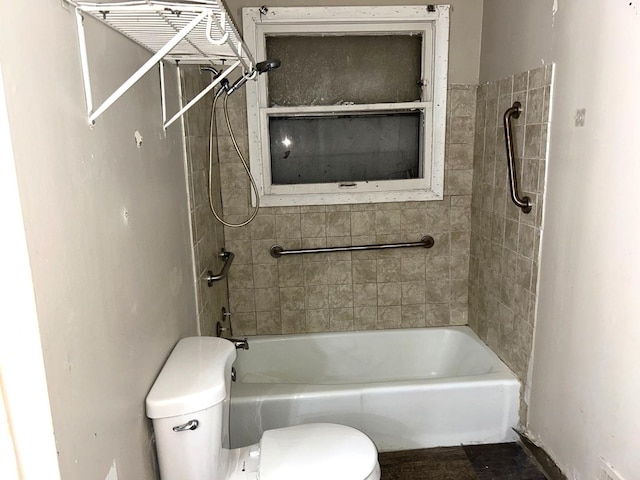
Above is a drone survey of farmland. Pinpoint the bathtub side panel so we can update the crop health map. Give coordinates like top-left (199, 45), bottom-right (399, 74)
top-left (230, 379), bottom-right (519, 451)
top-left (360, 381), bottom-right (520, 451)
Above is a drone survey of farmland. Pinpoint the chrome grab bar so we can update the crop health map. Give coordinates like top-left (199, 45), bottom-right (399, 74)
top-left (503, 101), bottom-right (532, 214)
top-left (270, 235), bottom-right (434, 258)
top-left (206, 250), bottom-right (234, 286)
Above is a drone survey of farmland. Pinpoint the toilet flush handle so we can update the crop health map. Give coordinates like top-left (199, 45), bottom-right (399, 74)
top-left (172, 420), bottom-right (199, 432)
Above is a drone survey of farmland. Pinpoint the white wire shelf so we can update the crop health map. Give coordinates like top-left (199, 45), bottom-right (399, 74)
top-left (71, 0), bottom-right (256, 128)
top-left (76, 1), bottom-right (252, 65)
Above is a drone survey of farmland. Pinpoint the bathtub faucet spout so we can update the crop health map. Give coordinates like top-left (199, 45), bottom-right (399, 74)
top-left (228, 338), bottom-right (249, 350)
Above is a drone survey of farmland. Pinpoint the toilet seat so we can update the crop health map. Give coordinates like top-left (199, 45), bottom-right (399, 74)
top-left (258, 423), bottom-right (380, 480)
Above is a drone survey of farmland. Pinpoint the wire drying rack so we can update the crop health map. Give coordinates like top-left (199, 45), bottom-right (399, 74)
top-left (70, 1), bottom-right (256, 128)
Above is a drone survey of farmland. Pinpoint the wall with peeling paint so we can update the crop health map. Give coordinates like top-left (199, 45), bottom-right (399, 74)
top-left (480, 1), bottom-right (640, 479)
top-left (0, 1), bottom-right (197, 479)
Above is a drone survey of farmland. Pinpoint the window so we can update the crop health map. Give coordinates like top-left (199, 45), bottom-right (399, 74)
top-left (243, 6), bottom-right (450, 206)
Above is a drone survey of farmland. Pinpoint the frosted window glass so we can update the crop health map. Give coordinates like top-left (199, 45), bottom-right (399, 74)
top-left (265, 35), bottom-right (422, 106)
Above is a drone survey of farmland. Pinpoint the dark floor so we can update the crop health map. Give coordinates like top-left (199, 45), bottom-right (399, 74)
top-left (379, 442), bottom-right (547, 480)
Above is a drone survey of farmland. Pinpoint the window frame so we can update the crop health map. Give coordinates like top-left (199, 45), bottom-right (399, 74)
top-left (243, 5), bottom-right (450, 207)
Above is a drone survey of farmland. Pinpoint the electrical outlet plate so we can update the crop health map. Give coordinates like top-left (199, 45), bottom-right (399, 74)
top-left (599, 458), bottom-right (624, 480)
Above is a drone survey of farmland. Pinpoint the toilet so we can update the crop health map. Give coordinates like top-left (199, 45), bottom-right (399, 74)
top-left (146, 336), bottom-right (381, 480)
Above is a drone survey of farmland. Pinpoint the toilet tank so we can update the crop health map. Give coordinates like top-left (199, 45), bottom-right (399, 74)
top-left (146, 337), bottom-right (237, 480)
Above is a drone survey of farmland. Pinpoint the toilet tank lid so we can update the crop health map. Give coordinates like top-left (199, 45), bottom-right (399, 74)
top-left (146, 337), bottom-right (237, 419)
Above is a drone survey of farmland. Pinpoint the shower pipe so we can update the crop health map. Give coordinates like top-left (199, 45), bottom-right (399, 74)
top-left (270, 236), bottom-right (435, 258)
top-left (203, 60), bottom-right (281, 228)
top-left (503, 101), bottom-right (532, 214)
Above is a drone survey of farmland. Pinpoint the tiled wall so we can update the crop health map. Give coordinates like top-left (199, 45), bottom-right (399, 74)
top-left (468, 65), bottom-right (552, 385)
top-left (181, 67), bottom-right (229, 336)
top-left (220, 85), bottom-right (477, 336)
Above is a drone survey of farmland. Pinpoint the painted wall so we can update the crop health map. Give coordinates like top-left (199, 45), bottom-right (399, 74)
top-left (0, 64), bottom-right (60, 480)
top-left (226, 0), bottom-right (484, 85)
top-left (480, 1), bottom-right (640, 479)
top-left (479, 0), bottom-right (553, 83)
top-left (0, 1), bottom-right (197, 479)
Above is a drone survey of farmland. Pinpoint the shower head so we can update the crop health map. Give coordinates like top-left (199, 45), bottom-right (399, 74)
top-left (225, 59), bottom-right (282, 95)
top-left (256, 59), bottom-right (281, 74)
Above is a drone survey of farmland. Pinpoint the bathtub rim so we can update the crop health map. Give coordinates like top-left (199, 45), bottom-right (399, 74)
top-left (230, 325), bottom-right (518, 395)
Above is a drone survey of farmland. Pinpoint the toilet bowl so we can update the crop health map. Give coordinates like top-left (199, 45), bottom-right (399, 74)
top-left (146, 336), bottom-right (381, 480)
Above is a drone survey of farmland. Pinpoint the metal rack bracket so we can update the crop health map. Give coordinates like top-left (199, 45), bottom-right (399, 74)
top-left (70, 1), bottom-right (256, 128)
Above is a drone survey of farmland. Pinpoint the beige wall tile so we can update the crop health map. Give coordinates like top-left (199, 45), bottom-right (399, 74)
top-left (377, 306), bottom-right (401, 329)
top-left (229, 289), bottom-right (255, 313)
top-left (353, 260), bottom-right (377, 284)
top-left (250, 214), bottom-right (276, 240)
top-left (425, 280), bottom-right (451, 303)
top-left (228, 264), bottom-right (254, 290)
top-left (328, 284), bottom-right (353, 308)
top-left (301, 212), bottom-right (326, 238)
top-left (303, 262), bottom-right (329, 285)
top-left (330, 308), bottom-right (354, 331)
top-left (326, 211), bottom-right (351, 236)
top-left (306, 309), bottom-right (330, 332)
top-left (278, 263), bottom-right (304, 287)
top-left (400, 208), bottom-right (427, 234)
top-left (224, 85), bottom-right (479, 335)
top-left (375, 210), bottom-right (401, 234)
top-left (376, 259), bottom-right (402, 283)
top-left (401, 304), bottom-right (427, 328)
top-left (276, 213), bottom-right (301, 239)
top-left (401, 256), bottom-right (426, 281)
top-left (377, 282), bottom-right (402, 306)
top-left (305, 285), bottom-right (329, 310)
top-left (354, 307), bottom-right (377, 330)
top-left (257, 311), bottom-right (282, 335)
top-left (255, 288), bottom-right (280, 312)
top-left (353, 283), bottom-right (378, 307)
top-left (280, 287), bottom-right (304, 310)
top-left (327, 261), bottom-right (353, 284)
top-left (351, 211), bottom-right (375, 236)
top-left (426, 303), bottom-right (450, 326)
top-left (281, 310), bottom-right (306, 334)
top-left (233, 312), bottom-right (257, 336)
top-left (253, 264), bottom-right (278, 288)
top-left (402, 281), bottom-right (427, 305)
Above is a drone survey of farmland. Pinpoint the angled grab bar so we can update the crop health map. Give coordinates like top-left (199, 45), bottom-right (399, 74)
top-left (270, 236), bottom-right (435, 258)
top-left (503, 101), bottom-right (532, 214)
top-left (206, 250), bottom-right (234, 286)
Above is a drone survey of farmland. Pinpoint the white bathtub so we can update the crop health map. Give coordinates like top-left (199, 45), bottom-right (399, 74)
top-left (230, 326), bottom-right (519, 452)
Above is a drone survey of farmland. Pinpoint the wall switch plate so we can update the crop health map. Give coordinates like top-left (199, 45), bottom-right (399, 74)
top-left (575, 108), bottom-right (586, 127)
top-left (598, 458), bottom-right (625, 480)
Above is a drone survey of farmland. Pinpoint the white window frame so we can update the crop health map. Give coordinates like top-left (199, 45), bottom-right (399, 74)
top-left (243, 5), bottom-right (450, 207)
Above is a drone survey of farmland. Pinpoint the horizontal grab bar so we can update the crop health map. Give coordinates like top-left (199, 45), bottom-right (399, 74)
top-left (207, 250), bottom-right (234, 286)
top-left (503, 101), bottom-right (532, 214)
top-left (270, 236), bottom-right (435, 258)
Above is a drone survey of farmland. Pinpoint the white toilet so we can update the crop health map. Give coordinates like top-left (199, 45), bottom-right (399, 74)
top-left (146, 336), bottom-right (381, 480)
